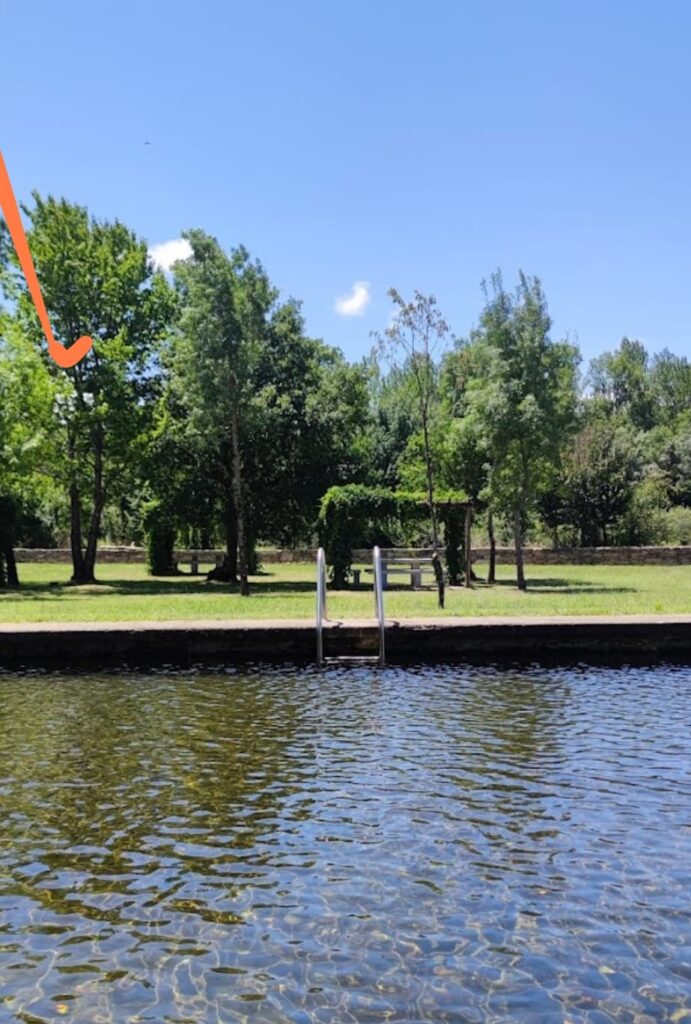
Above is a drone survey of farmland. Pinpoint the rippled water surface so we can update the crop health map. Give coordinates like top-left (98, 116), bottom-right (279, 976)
top-left (1, 664), bottom-right (691, 1022)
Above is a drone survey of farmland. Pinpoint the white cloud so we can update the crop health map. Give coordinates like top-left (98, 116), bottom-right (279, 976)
top-left (148, 237), bottom-right (193, 272)
top-left (334, 280), bottom-right (371, 317)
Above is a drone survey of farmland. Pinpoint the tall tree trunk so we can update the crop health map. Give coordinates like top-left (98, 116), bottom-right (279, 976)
top-left (68, 429), bottom-right (86, 582)
top-left (421, 417), bottom-right (439, 548)
top-left (208, 492), bottom-right (237, 582)
top-left (82, 501), bottom-right (105, 583)
top-left (230, 400), bottom-right (249, 596)
top-left (69, 479), bottom-right (85, 583)
top-left (3, 545), bottom-right (19, 588)
top-left (224, 510), bottom-right (238, 580)
top-left (81, 429), bottom-right (105, 583)
top-left (444, 509), bottom-right (462, 585)
top-left (464, 504), bottom-right (473, 589)
top-left (514, 505), bottom-right (527, 591)
top-left (0, 498), bottom-right (19, 587)
top-left (487, 509), bottom-right (496, 584)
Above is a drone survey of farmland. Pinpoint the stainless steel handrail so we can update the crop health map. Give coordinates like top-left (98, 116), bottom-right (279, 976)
top-left (373, 545), bottom-right (386, 666)
top-left (316, 547), bottom-right (327, 667)
top-left (317, 547), bottom-right (384, 667)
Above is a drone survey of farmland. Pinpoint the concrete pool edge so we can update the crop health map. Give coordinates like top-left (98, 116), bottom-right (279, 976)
top-left (1, 615), bottom-right (691, 667)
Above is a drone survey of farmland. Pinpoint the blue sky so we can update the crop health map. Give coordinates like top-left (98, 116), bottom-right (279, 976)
top-left (2, 0), bottom-right (691, 366)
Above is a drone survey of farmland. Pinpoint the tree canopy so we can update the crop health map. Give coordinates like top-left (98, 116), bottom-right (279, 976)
top-left (1, 188), bottom-right (690, 591)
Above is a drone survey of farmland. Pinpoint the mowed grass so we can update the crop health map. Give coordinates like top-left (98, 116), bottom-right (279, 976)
top-left (1, 560), bottom-right (690, 622)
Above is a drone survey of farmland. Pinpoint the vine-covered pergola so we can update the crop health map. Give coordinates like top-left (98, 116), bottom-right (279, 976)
top-left (318, 484), bottom-right (471, 588)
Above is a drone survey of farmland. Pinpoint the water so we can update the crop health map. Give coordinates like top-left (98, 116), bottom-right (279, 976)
top-left (0, 664), bottom-right (690, 1023)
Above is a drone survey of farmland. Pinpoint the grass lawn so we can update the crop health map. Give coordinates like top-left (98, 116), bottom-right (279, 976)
top-left (1, 560), bottom-right (690, 623)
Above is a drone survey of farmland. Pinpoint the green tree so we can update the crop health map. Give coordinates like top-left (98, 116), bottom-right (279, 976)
top-left (374, 289), bottom-right (449, 546)
top-left (0, 321), bottom-right (58, 586)
top-left (171, 230), bottom-right (276, 595)
top-left (649, 349), bottom-right (691, 426)
top-left (141, 400), bottom-right (218, 573)
top-left (245, 300), bottom-right (372, 546)
top-left (643, 424), bottom-right (691, 508)
top-left (364, 361), bottom-right (419, 488)
top-left (441, 417), bottom-right (487, 585)
top-left (440, 340), bottom-right (497, 581)
top-left (588, 338), bottom-right (654, 430)
top-left (563, 418), bottom-right (639, 545)
top-left (0, 195), bottom-right (174, 583)
top-left (464, 273), bottom-right (579, 589)
top-left (442, 338), bottom-right (503, 581)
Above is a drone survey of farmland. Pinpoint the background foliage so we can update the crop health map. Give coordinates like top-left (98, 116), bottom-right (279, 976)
top-left (2, 195), bottom-right (691, 591)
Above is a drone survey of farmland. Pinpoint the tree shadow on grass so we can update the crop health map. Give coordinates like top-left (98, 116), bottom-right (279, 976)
top-left (108, 579), bottom-right (318, 597)
top-left (1, 575), bottom-right (319, 601)
top-left (3, 574), bottom-right (638, 602)
top-left (0, 583), bottom-right (79, 603)
top-left (522, 586), bottom-right (636, 595)
top-left (488, 577), bottom-right (637, 594)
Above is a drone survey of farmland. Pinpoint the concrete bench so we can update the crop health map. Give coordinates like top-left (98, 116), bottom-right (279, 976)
top-left (173, 552), bottom-right (224, 575)
top-left (366, 559), bottom-right (436, 589)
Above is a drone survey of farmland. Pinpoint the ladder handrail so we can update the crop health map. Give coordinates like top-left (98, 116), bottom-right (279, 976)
top-left (316, 546), bottom-right (327, 667)
top-left (316, 546), bottom-right (385, 667)
top-left (373, 545), bottom-right (386, 666)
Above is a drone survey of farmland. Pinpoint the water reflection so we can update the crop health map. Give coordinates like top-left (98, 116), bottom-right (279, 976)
top-left (0, 664), bottom-right (690, 1022)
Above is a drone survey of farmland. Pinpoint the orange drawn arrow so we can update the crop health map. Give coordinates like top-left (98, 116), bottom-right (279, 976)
top-left (0, 150), bottom-right (92, 368)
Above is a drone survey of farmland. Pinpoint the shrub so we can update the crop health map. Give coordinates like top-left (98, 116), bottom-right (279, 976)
top-left (662, 506), bottom-right (691, 545)
top-left (144, 501), bottom-right (178, 575)
top-left (613, 478), bottom-right (668, 546)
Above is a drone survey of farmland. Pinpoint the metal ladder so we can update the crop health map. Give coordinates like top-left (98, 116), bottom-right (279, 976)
top-left (316, 546), bottom-right (386, 667)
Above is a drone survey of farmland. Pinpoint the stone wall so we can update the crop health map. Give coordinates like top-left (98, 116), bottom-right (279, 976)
top-left (357, 546), bottom-right (691, 565)
top-left (3, 617), bottom-right (691, 669)
top-left (14, 544), bottom-right (691, 566)
top-left (13, 547), bottom-right (311, 565)
top-left (14, 547), bottom-right (147, 564)
top-left (472, 546), bottom-right (691, 565)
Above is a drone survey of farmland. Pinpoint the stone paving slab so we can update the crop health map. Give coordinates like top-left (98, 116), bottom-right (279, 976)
top-left (2, 613), bottom-right (691, 633)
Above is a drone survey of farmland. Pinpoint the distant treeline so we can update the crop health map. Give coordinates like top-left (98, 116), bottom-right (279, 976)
top-left (1, 198), bottom-right (689, 590)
